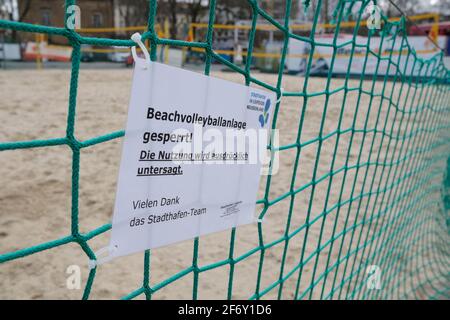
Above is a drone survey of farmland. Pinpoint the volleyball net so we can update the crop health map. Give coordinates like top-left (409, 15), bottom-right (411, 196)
top-left (0, 0), bottom-right (449, 299)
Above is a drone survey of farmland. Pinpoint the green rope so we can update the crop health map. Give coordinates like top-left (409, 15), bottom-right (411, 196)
top-left (0, 0), bottom-right (449, 300)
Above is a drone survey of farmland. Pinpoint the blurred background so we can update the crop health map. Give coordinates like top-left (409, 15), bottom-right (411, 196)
top-left (0, 0), bottom-right (449, 73)
top-left (1, 1), bottom-right (449, 300)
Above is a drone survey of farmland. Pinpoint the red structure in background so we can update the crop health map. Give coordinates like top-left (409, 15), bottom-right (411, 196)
top-left (410, 21), bottom-right (450, 36)
top-left (410, 21), bottom-right (450, 55)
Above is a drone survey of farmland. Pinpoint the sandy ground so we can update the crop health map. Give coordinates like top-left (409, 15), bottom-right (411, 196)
top-left (0, 67), bottom-right (448, 299)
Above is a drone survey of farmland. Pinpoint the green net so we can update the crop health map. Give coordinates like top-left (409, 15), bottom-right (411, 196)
top-left (0, 0), bottom-right (449, 300)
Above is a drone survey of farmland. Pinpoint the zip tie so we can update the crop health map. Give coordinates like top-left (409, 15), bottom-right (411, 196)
top-left (276, 87), bottom-right (284, 104)
top-left (254, 216), bottom-right (264, 224)
top-left (88, 245), bottom-right (118, 270)
top-left (131, 32), bottom-right (150, 69)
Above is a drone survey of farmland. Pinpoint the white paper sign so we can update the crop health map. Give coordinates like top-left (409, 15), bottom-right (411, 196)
top-left (109, 61), bottom-right (275, 258)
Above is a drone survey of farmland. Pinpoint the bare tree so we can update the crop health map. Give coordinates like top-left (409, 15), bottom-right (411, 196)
top-left (379, 0), bottom-right (449, 16)
top-left (168, 0), bottom-right (177, 39)
top-left (0, 0), bottom-right (31, 22)
top-left (323, 0), bottom-right (329, 24)
top-left (0, 0), bottom-right (14, 21)
top-left (116, 0), bottom-right (149, 27)
top-left (157, 0), bottom-right (178, 39)
top-left (302, 0), bottom-right (338, 24)
top-left (187, 0), bottom-right (207, 24)
top-left (215, 0), bottom-right (251, 24)
top-left (18, 0), bottom-right (31, 22)
top-left (1, 0), bottom-right (32, 41)
top-left (158, 0), bottom-right (208, 39)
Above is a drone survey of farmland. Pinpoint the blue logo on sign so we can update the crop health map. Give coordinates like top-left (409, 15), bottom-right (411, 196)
top-left (258, 99), bottom-right (271, 128)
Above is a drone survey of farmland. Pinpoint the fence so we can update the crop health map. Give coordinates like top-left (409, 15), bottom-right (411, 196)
top-left (0, 0), bottom-right (449, 299)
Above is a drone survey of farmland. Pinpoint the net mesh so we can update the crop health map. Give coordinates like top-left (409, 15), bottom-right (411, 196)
top-left (0, 0), bottom-right (449, 300)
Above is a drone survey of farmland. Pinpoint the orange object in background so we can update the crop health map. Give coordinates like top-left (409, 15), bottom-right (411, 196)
top-left (23, 40), bottom-right (73, 62)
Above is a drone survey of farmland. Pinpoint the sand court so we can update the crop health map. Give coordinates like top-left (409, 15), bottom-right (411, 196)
top-left (0, 68), bottom-right (448, 299)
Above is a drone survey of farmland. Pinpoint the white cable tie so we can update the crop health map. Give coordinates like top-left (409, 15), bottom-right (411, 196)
top-left (88, 245), bottom-right (118, 270)
top-left (276, 87), bottom-right (284, 104)
top-left (131, 32), bottom-right (150, 69)
top-left (254, 216), bottom-right (264, 224)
